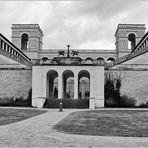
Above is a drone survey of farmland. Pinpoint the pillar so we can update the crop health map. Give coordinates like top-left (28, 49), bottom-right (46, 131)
top-left (58, 73), bottom-right (63, 99)
top-left (81, 80), bottom-right (85, 99)
top-left (90, 73), bottom-right (95, 109)
top-left (90, 73), bottom-right (94, 98)
top-left (74, 74), bottom-right (78, 99)
top-left (146, 39), bottom-right (148, 47)
top-left (0, 38), bottom-right (1, 49)
top-left (42, 72), bottom-right (47, 98)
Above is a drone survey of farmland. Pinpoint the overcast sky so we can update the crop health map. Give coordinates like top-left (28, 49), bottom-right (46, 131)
top-left (0, 0), bottom-right (148, 50)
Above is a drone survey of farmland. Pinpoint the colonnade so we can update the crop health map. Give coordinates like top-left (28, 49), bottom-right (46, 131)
top-left (32, 66), bottom-right (104, 108)
top-left (57, 73), bottom-right (81, 99)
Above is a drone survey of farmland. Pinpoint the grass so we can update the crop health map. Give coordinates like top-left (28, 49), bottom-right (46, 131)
top-left (0, 108), bottom-right (47, 126)
top-left (53, 110), bottom-right (148, 137)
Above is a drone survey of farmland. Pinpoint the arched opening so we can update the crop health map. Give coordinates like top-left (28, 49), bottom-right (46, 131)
top-left (63, 70), bottom-right (74, 99)
top-left (78, 70), bottom-right (90, 99)
top-left (42, 57), bottom-right (49, 64)
top-left (47, 70), bottom-right (58, 99)
top-left (107, 57), bottom-right (115, 63)
top-left (85, 57), bottom-right (93, 64)
top-left (21, 33), bottom-right (29, 50)
top-left (97, 57), bottom-right (105, 65)
top-left (128, 33), bottom-right (136, 50)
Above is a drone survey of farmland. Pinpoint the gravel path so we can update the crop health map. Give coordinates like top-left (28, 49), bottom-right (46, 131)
top-left (0, 108), bottom-right (148, 147)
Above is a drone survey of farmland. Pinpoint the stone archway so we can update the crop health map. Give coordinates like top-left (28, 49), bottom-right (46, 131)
top-left (97, 57), bottom-right (105, 65)
top-left (47, 70), bottom-right (58, 99)
top-left (128, 33), bottom-right (136, 50)
top-left (62, 70), bottom-right (74, 99)
top-left (21, 33), bottom-right (29, 50)
top-left (78, 70), bottom-right (90, 99)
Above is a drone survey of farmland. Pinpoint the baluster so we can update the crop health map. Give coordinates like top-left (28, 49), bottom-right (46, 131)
top-left (0, 38), bottom-right (1, 50)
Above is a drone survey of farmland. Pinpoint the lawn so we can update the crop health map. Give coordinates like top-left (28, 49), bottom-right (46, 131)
top-left (0, 108), bottom-right (47, 126)
top-left (53, 110), bottom-right (148, 137)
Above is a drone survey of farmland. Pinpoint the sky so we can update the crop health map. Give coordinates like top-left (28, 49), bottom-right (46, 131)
top-left (0, 0), bottom-right (148, 50)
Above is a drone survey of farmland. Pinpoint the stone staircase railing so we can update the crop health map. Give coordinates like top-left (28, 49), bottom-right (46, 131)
top-left (106, 32), bottom-right (148, 69)
top-left (0, 33), bottom-right (32, 67)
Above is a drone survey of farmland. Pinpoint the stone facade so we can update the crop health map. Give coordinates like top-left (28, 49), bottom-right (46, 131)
top-left (106, 69), bottom-right (148, 106)
top-left (0, 23), bottom-right (148, 108)
top-left (115, 24), bottom-right (146, 58)
top-left (0, 69), bottom-right (32, 99)
top-left (32, 65), bottom-right (104, 108)
top-left (120, 70), bottom-right (148, 105)
top-left (11, 24), bottom-right (43, 59)
top-left (11, 24), bottom-right (146, 61)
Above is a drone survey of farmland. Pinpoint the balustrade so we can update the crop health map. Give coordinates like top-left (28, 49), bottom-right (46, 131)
top-left (33, 58), bottom-right (105, 66)
top-left (106, 34), bottom-right (148, 69)
top-left (0, 33), bottom-right (32, 67)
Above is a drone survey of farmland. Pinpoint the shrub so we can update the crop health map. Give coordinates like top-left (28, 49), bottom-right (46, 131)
top-left (105, 71), bottom-right (138, 107)
top-left (0, 88), bottom-right (32, 107)
top-left (44, 98), bottom-right (89, 108)
top-left (139, 102), bottom-right (148, 108)
top-left (120, 95), bottom-right (136, 107)
top-left (105, 71), bottom-right (121, 107)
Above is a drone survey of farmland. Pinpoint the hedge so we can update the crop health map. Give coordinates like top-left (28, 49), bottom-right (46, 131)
top-left (44, 98), bottom-right (89, 108)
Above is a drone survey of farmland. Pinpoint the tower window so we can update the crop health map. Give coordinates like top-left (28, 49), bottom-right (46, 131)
top-left (128, 33), bottom-right (136, 50)
top-left (21, 33), bottom-right (29, 50)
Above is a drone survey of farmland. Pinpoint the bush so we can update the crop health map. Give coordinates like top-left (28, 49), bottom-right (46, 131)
top-left (105, 72), bottom-right (121, 107)
top-left (105, 72), bottom-right (136, 107)
top-left (0, 88), bottom-right (32, 107)
top-left (139, 102), bottom-right (148, 108)
top-left (119, 95), bottom-right (136, 107)
top-left (44, 98), bottom-right (89, 108)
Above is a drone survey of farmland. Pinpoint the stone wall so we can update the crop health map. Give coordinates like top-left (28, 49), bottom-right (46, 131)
top-left (106, 68), bottom-right (148, 105)
top-left (0, 69), bottom-right (32, 99)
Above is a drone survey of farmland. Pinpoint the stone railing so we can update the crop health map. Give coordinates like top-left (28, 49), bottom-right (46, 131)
top-left (0, 33), bottom-right (32, 67)
top-left (32, 58), bottom-right (105, 66)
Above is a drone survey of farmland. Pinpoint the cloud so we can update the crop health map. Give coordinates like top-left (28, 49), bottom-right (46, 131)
top-left (0, 0), bottom-right (148, 50)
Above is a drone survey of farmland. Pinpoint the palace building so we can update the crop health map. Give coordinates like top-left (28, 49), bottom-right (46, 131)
top-left (0, 24), bottom-right (148, 108)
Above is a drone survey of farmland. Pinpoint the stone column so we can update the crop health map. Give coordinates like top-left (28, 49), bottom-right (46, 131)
top-left (90, 73), bottom-right (94, 98)
top-left (0, 39), bottom-right (1, 49)
top-left (42, 72), bottom-right (47, 98)
top-left (81, 80), bottom-right (85, 99)
top-left (74, 74), bottom-right (78, 99)
top-left (90, 73), bottom-right (95, 109)
top-left (146, 39), bottom-right (148, 47)
top-left (2, 40), bottom-right (4, 50)
top-left (58, 73), bottom-right (63, 99)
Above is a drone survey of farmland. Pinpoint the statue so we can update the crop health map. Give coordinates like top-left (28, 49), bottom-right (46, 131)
top-left (72, 50), bottom-right (79, 56)
top-left (58, 50), bottom-right (65, 56)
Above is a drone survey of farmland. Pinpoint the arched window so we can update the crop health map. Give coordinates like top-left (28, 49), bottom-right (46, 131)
top-left (21, 33), bottom-right (29, 50)
top-left (128, 33), bottom-right (136, 50)
top-left (78, 70), bottom-right (90, 99)
top-left (42, 57), bottom-right (49, 64)
top-left (107, 57), bottom-right (115, 63)
top-left (62, 70), bottom-right (74, 99)
top-left (85, 57), bottom-right (93, 64)
top-left (97, 57), bottom-right (105, 65)
top-left (47, 70), bottom-right (58, 99)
